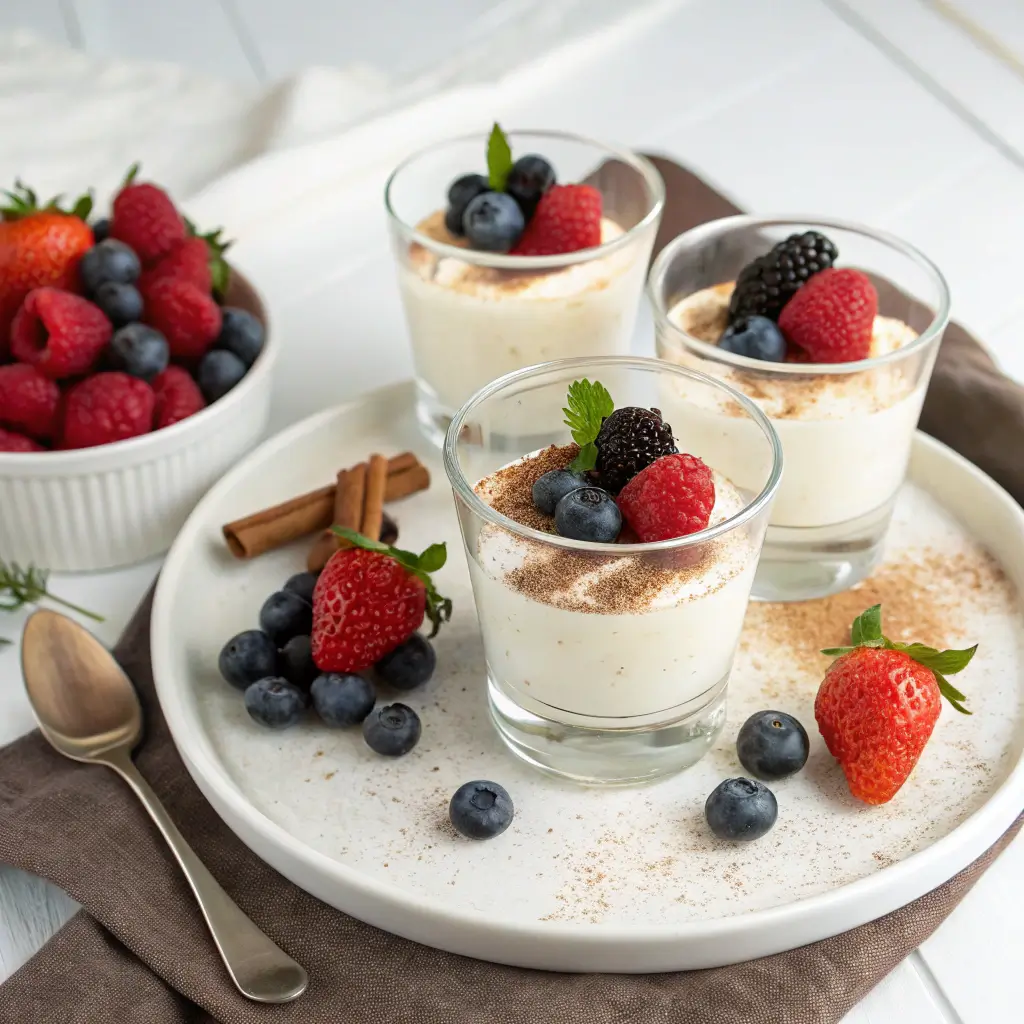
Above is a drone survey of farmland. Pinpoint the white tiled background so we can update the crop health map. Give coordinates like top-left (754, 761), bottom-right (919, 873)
top-left (1, 2), bottom-right (1023, 1022)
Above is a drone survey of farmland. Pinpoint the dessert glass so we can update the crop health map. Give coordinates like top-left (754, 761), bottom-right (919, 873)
top-left (385, 131), bottom-right (665, 447)
top-left (443, 356), bottom-right (782, 785)
top-left (650, 216), bottom-right (950, 602)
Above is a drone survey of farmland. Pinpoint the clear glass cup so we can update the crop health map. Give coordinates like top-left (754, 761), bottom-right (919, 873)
top-left (650, 216), bottom-right (950, 602)
top-left (386, 131), bottom-right (665, 447)
top-left (443, 356), bottom-right (782, 785)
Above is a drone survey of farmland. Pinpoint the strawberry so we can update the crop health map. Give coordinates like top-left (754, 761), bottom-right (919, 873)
top-left (511, 184), bottom-right (602, 256)
top-left (0, 427), bottom-right (44, 453)
top-left (142, 277), bottom-right (222, 362)
top-left (153, 365), bottom-right (205, 428)
top-left (617, 453), bottom-right (715, 542)
top-left (60, 372), bottom-right (155, 449)
top-left (139, 226), bottom-right (231, 295)
top-left (815, 604), bottom-right (976, 805)
top-left (311, 530), bottom-right (452, 674)
top-left (0, 363), bottom-right (61, 440)
top-left (0, 182), bottom-right (94, 357)
top-left (110, 166), bottom-right (185, 265)
top-left (778, 268), bottom-right (877, 363)
top-left (10, 287), bottom-right (112, 378)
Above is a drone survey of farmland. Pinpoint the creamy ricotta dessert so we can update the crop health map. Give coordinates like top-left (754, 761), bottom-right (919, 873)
top-left (660, 281), bottom-right (924, 529)
top-left (399, 211), bottom-right (648, 418)
top-left (469, 444), bottom-right (757, 726)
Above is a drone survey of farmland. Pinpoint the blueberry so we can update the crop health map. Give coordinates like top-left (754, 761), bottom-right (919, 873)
top-left (362, 702), bottom-right (421, 756)
top-left (216, 307), bottom-right (265, 368)
top-left (532, 468), bottom-right (586, 516)
top-left (462, 192), bottom-right (524, 252)
top-left (505, 154), bottom-right (555, 219)
top-left (375, 635), bottom-right (435, 691)
top-left (554, 486), bottom-right (621, 542)
top-left (282, 571), bottom-right (319, 605)
top-left (705, 777), bottom-right (778, 842)
top-left (95, 282), bottom-right (144, 328)
top-left (259, 590), bottom-right (312, 645)
top-left (736, 710), bottom-right (809, 781)
top-left (280, 634), bottom-right (318, 691)
top-left (218, 629), bottom-right (279, 690)
top-left (445, 173), bottom-right (490, 236)
top-left (79, 239), bottom-right (141, 294)
top-left (311, 672), bottom-right (376, 726)
top-left (92, 217), bottom-right (110, 243)
top-left (198, 349), bottom-right (247, 404)
top-left (449, 780), bottom-right (514, 840)
top-left (106, 324), bottom-right (169, 381)
top-left (719, 316), bottom-right (786, 362)
top-left (243, 676), bottom-right (308, 729)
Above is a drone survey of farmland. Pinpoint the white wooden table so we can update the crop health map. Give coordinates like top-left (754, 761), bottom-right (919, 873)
top-left (1, 1), bottom-right (1023, 1021)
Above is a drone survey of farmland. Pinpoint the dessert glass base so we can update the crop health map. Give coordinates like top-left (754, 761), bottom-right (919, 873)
top-left (488, 673), bottom-right (728, 786)
top-left (415, 377), bottom-right (452, 450)
top-left (752, 498), bottom-right (893, 602)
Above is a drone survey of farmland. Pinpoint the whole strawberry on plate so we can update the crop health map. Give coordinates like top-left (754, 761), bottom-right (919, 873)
top-left (815, 604), bottom-right (976, 805)
top-left (311, 529), bottom-right (452, 673)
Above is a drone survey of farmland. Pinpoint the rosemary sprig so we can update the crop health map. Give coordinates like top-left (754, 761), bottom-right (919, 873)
top-left (0, 561), bottom-right (105, 629)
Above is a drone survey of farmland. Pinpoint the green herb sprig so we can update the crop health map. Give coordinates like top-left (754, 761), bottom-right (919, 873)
top-left (486, 123), bottom-right (513, 192)
top-left (0, 561), bottom-right (104, 646)
top-left (563, 379), bottom-right (614, 473)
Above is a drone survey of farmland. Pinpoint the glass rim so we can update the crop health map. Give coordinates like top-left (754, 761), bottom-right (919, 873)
top-left (442, 355), bottom-right (784, 554)
top-left (383, 129), bottom-right (666, 271)
top-left (648, 214), bottom-right (952, 376)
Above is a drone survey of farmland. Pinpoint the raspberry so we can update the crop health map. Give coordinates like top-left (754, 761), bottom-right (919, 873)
top-left (778, 268), bottom-right (877, 363)
top-left (312, 548), bottom-right (426, 673)
top-left (594, 406), bottom-right (678, 494)
top-left (511, 184), bottom-right (602, 256)
top-left (10, 288), bottom-right (112, 379)
top-left (0, 427), bottom-right (44, 452)
top-left (139, 236), bottom-right (212, 293)
top-left (142, 277), bottom-right (222, 362)
top-left (617, 453), bottom-right (715, 542)
top-left (61, 372), bottom-right (155, 449)
top-left (110, 181), bottom-right (186, 265)
top-left (0, 364), bottom-right (61, 440)
top-left (153, 365), bottom-right (205, 428)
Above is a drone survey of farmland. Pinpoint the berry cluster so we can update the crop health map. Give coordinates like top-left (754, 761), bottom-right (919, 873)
top-left (531, 380), bottom-right (716, 544)
top-left (719, 231), bottom-right (879, 364)
top-left (0, 169), bottom-right (265, 453)
top-left (442, 123), bottom-right (602, 257)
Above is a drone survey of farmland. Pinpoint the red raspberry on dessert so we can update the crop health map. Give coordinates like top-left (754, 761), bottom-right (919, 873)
top-left (311, 530), bottom-right (452, 673)
top-left (777, 267), bottom-right (877, 362)
top-left (511, 184), bottom-right (602, 256)
top-left (60, 372), bottom-right (155, 449)
top-left (616, 452), bottom-right (715, 542)
top-left (110, 172), bottom-right (186, 265)
top-left (142, 276), bottom-right (222, 362)
top-left (0, 427), bottom-right (45, 452)
top-left (815, 604), bottom-right (975, 805)
top-left (153, 365), bottom-right (206, 428)
top-left (0, 364), bottom-right (61, 440)
top-left (10, 287), bottom-right (112, 378)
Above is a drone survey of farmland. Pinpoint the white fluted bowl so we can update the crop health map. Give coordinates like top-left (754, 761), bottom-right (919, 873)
top-left (0, 272), bottom-right (274, 571)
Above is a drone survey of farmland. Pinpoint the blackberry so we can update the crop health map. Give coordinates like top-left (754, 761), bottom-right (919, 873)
top-left (727, 231), bottom-right (838, 325)
top-left (594, 406), bottom-right (678, 494)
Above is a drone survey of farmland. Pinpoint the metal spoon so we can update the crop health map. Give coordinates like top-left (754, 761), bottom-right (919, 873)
top-left (20, 608), bottom-right (308, 1004)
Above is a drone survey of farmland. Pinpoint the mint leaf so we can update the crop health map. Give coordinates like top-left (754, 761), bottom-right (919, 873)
top-left (487, 123), bottom-right (513, 192)
top-left (570, 443), bottom-right (599, 474)
top-left (563, 379), bottom-right (613, 448)
top-left (0, 637), bottom-right (10, 647)
top-left (935, 672), bottom-right (972, 715)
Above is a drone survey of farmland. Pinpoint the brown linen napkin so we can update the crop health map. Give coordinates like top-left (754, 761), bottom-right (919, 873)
top-left (1, 159), bottom-right (1022, 1024)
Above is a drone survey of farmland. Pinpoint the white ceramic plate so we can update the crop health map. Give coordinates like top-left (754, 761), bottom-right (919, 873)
top-left (152, 381), bottom-right (1024, 972)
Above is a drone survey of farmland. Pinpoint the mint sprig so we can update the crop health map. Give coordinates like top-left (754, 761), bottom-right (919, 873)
top-left (563, 379), bottom-right (614, 473)
top-left (331, 528), bottom-right (453, 637)
top-left (487, 123), bottom-right (513, 192)
top-left (822, 603), bottom-right (976, 715)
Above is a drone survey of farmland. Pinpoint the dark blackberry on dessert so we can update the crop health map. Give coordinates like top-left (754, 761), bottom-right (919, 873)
top-left (444, 173), bottom-right (490, 236)
top-left (505, 154), bottom-right (555, 219)
top-left (727, 231), bottom-right (838, 326)
top-left (594, 406), bottom-right (678, 494)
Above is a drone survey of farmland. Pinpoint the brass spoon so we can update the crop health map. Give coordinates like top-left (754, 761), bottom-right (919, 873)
top-left (21, 608), bottom-right (308, 1004)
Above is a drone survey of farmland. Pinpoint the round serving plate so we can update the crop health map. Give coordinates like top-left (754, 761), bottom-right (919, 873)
top-left (152, 380), bottom-right (1024, 972)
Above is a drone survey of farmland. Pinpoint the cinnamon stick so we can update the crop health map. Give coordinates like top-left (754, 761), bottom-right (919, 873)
top-left (305, 464), bottom-right (367, 571)
top-left (360, 454), bottom-right (388, 543)
top-left (223, 452), bottom-right (428, 559)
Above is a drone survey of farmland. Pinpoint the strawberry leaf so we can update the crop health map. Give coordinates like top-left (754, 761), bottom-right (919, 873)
top-left (820, 646), bottom-right (855, 658)
top-left (487, 123), bottom-right (513, 192)
top-left (935, 672), bottom-right (972, 715)
top-left (850, 604), bottom-right (882, 645)
top-left (894, 643), bottom-right (978, 676)
top-left (331, 528), bottom-right (452, 638)
top-left (184, 217), bottom-right (233, 298)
